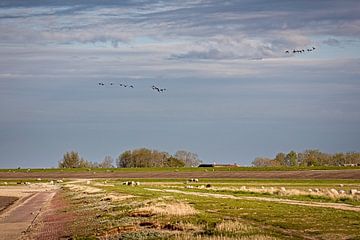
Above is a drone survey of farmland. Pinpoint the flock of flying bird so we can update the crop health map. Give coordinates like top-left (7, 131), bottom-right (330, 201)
top-left (285, 46), bottom-right (316, 54)
top-left (98, 82), bottom-right (166, 93)
top-left (97, 46), bottom-right (317, 93)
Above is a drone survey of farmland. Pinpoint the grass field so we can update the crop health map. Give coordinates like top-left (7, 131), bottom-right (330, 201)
top-left (54, 178), bottom-right (360, 240)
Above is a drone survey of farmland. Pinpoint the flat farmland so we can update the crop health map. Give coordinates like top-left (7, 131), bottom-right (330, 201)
top-left (0, 168), bottom-right (360, 180)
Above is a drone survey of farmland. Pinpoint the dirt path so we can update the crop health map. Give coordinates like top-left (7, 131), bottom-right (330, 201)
top-left (0, 191), bottom-right (56, 240)
top-left (146, 188), bottom-right (360, 212)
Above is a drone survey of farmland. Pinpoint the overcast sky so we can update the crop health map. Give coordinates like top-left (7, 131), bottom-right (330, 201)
top-left (0, 0), bottom-right (360, 168)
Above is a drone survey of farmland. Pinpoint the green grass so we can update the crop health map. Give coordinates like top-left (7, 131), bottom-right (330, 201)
top-left (63, 179), bottom-right (360, 239)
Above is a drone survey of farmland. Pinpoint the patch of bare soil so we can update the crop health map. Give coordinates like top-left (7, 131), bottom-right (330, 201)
top-left (0, 196), bottom-right (18, 213)
top-left (146, 188), bottom-right (360, 212)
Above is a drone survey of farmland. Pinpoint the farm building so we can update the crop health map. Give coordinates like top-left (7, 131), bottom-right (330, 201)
top-left (198, 163), bottom-right (239, 167)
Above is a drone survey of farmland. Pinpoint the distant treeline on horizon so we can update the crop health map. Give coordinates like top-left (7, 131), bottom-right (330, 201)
top-left (58, 148), bottom-right (202, 169)
top-left (252, 150), bottom-right (360, 167)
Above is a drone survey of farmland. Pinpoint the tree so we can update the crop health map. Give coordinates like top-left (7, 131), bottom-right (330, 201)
top-left (59, 151), bottom-right (81, 168)
top-left (116, 148), bottom-right (175, 168)
top-left (251, 157), bottom-right (274, 167)
top-left (174, 150), bottom-right (202, 167)
top-left (117, 150), bottom-right (132, 168)
top-left (166, 157), bottom-right (185, 167)
top-left (274, 152), bottom-right (286, 166)
top-left (98, 156), bottom-right (114, 168)
top-left (299, 149), bottom-right (326, 166)
top-left (285, 150), bottom-right (298, 166)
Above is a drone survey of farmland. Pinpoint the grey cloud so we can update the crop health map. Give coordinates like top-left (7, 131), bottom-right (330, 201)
top-left (322, 38), bottom-right (341, 47)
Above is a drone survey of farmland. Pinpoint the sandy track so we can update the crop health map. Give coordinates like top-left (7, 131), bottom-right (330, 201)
top-left (146, 188), bottom-right (360, 212)
top-left (0, 169), bottom-right (360, 179)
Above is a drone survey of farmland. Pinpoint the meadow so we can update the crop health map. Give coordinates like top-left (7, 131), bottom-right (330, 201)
top-left (54, 177), bottom-right (360, 240)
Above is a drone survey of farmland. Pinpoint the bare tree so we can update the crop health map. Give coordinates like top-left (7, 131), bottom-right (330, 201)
top-left (174, 150), bottom-right (202, 167)
top-left (98, 156), bottom-right (114, 168)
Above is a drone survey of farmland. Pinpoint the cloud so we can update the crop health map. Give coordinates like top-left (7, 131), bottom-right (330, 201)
top-left (322, 38), bottom-right (341, 47)
top-left (170, 34), bottom-right (313, 60)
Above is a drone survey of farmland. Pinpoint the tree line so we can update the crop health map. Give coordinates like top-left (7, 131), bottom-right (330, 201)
top-left (252, 149), bottom-right (360, 167)
top-left (58, 148), bottom-right (202, 168)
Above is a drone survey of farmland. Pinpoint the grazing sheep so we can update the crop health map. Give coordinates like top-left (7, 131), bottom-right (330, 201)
top-left (206, 184), bottom-right (211, 188)
top-left (185, 185), bottom-right (194, 189)
top-left (240, 186), bottom-right (247, 191)
top-left (37, 178), bottom-right (42, 181)
top-left (4, 182), bottom-right (8, 185)
top-left (330, 188), bottom-right (339, 195)
top-left (188, 178), bottom-right (199, 183)
top-left (122, 181), bottom-right (139, 186)
top-left (308, 189), bottom-right (313, 192)
top-left (49, 180), bottom-right (54, 185)
top-left (57, 179), bottom-right (63, 183)
top-left (86, 180), bottom-right (91, 185)
top-left (25, 182), bottom-right (31, 185)
top-left (261, 186), bottom-right (265, 189)
top-left (314, 188), bottom-right (320, 192)
top-left (339, 184), bottom-right (344, 187)
top-left (350, 189), bottom-right (358, 195)
top-left (339, 190), bottom-right (346, 194)
top-left (280, 187), bottom-right (286, 192)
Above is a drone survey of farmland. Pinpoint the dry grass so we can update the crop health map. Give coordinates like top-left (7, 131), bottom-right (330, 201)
top-left (100, 193), bottom-right (134, 202)
top-left (137, 202), bottom-right (197, 216)
top-left (206, 186), bottom-right (360, 201)
top-left (174, 233), bottom-right (278, 240)
top-left (215, 221), bottom-right (254, 233)
top-left (64, 184), bottom-right (104, 194)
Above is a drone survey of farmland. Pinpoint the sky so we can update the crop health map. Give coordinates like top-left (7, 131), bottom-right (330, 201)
top-left (0, 0), bottom-right (360, 168)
